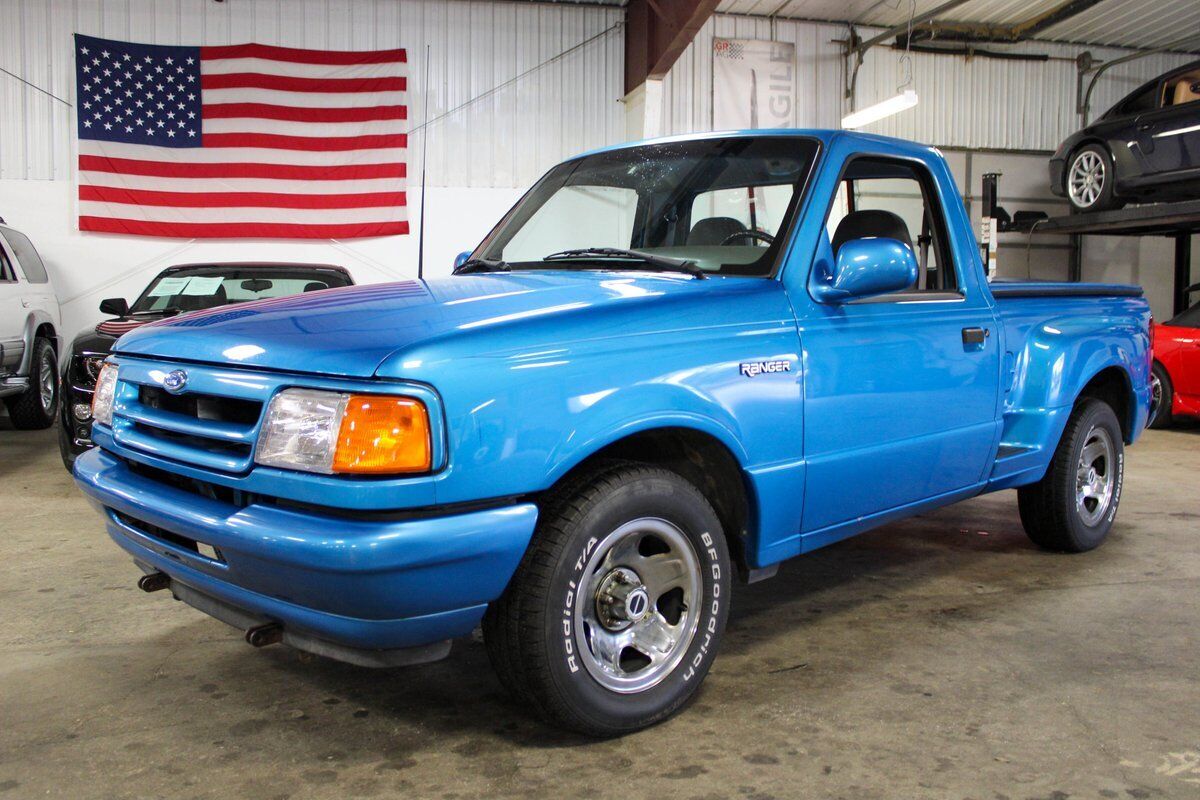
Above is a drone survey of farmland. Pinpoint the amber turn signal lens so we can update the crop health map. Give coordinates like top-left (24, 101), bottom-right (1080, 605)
top-left (332, 395), bottom-right (431, 474)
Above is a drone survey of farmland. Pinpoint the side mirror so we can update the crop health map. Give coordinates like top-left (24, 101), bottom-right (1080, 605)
top-left (813, 238), bottom-right (918, 304)
top-left (99, 297), bottom-right (129, 316)
top-left (454, 251), bottom-right (473, 269)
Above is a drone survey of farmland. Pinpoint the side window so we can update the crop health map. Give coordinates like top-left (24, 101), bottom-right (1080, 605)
top-left (1163, 71), bottom-right (1200, 107)
top-left (1119, 83), bottom-right (1160, 116)
top-left (0, 246), bottom-right (15, 282)
top-left (500, 185), bottom-right (638, 262)
top-left (823, 157), bottom-right (958, 296)
top-left (0, 227), bottom-right (49, 284)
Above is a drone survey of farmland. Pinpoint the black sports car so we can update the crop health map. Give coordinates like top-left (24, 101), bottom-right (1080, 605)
top-left (1050, 60), bottom-right (1200, 212)
top-left (59, 262), bottom-right (353, 470)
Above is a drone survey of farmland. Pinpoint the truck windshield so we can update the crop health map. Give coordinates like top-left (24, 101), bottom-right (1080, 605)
top-left (131, 267), bottom-right (352, 314)
top-left (474, 136), bottom-right (820, 277)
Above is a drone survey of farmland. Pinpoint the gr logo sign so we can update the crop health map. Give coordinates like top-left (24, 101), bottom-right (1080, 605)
top-left (740, 360), bottom-right (791, 378)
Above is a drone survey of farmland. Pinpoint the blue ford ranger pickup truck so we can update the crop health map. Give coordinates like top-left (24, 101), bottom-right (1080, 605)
top-left (76, 130), bottom-right (1151, 736)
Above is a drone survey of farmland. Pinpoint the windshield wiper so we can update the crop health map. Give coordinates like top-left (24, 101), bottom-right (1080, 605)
top-left (453, 258), bottom-right (510, 275)
top-left (542, 248), bottom-right (706, 279)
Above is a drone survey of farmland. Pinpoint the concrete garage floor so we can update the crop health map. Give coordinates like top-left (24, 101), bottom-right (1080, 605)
top-left (1, 424), bottom-right (1198, 800)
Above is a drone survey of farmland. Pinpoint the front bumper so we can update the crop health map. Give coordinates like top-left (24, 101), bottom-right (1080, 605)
top-left (1048, 157), bottom-right (1066, 198)
top-left (74, 448), bottom-right (539, 662)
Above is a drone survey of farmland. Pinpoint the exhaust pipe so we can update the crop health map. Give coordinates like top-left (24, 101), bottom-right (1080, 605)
top-left (245, 622), bottom-right (284, 648)
top-left (138, 572), bottom-right (171, 593)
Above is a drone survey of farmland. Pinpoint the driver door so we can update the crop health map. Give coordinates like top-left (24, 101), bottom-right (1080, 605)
top-left (798, 155), bottom-right (1001, 540)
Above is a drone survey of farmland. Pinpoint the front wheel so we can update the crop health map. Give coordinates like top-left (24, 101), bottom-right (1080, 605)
top-left (483, 462), bottom-right (730, 736)
top-left (1065, 144), bottom-right (1121, 213)
top-left (5, 338), bottom-right (59, 430)
top-left (1018, 399), bottom-right (1125, 552)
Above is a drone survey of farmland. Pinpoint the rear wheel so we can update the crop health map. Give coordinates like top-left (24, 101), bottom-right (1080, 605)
top-left (1066, 144), bottom-right (1121, 213)
top-left (1148, 361), bottom-right (1174, 429)
top-left (483, 462), bottom-right (730, 736)
top-left (1018, 399), bottom-right (1124, 552)
top-left (5, 338), bottom-right (58, 430)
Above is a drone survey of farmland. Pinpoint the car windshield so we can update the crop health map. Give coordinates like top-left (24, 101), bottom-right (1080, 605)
top-left (130, 267), bottom-right (352, 314)
top-left (473, 136), bottom-right (820, 277)
top-left (1167, 298), bottom-right (1200, 328)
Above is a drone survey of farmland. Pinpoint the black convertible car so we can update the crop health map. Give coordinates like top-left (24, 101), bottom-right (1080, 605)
top-left (1050, 60), bottom-right (1200, 212)
top-left (59, 262), bottom-right (353, 469)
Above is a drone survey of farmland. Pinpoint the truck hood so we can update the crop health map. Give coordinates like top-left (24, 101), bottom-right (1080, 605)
top-left (111, 271), bottom-right (750, 378)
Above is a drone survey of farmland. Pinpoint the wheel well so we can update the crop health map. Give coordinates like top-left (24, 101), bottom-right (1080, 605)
top-left (1078, 366), bottom-right (1134, 441)
top-left (548, 427), bottom-right (753, 574)
top-left (34, 323), bottom-right (57, 354)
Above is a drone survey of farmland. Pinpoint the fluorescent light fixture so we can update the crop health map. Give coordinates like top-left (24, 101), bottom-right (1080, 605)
top-left (841, 90), bottom-right (919, 129)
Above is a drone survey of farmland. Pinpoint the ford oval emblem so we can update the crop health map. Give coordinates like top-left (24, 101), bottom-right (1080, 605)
top-left (162, 369), bottom-right (188, 394)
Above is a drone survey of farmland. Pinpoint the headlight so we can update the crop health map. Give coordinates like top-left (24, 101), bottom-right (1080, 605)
top-left (255, 388), bottom-right (431, 475)
top-left (91, 364), bottom-right (118, 427)
top-left (83, 355), bottom-right (106, 384)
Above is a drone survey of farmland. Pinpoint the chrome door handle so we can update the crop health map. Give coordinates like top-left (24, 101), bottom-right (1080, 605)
top-left (21, 300), bottom-right (32, 308)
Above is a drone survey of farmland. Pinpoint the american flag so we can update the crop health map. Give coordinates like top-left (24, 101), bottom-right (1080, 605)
top-left (73, 34), bottom-right (408, 239)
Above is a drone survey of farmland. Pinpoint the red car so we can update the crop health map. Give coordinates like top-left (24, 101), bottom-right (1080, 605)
top-left (1150, 283), bottom-right (1200, 428)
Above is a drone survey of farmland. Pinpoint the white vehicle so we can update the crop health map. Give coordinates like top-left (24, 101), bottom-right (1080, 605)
top-left (0, 223), bottom-right (62, 429)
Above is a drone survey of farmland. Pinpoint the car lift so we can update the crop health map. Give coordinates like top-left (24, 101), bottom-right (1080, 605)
top-left (981, 172), bottom-right (1199, 315)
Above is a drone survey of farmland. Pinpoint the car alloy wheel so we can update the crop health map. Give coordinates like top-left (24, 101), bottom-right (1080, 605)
top-left (1075, 424), bottom-right (1115, 527)
top-left (1067, 150), bottom-right (1105, 209)
top-left (574, 517), bottom-right (703, 694)
top-left (39, 348), bottom-right (57, 413)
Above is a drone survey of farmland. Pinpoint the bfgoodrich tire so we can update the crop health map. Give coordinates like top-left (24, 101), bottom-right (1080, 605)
top-left (1018, 399), bottom-right (1125, 552)
top-left (5, 338), bottom-right (58, 430)
top-left (483, 462), bottom-right (730, 736)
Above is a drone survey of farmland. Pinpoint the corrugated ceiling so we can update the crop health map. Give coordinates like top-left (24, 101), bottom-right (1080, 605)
top-left (688, 0), bottom-right (1200, 52)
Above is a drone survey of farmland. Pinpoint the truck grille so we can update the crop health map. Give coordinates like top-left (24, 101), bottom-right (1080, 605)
top-left (109, 360), bottom-right (268, 473)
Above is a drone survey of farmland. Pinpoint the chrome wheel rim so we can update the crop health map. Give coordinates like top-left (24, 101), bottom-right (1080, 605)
top-left (1149, 371), bottom-right (1163, 425)
top-left (38, 352), bottom-right (55, 413)
top-left (574, 517), bottom-right (702, 694)
top-left (1068, 151), bottom-right (1105, 208)
top-left (1076, 425), bottom-right (1115, 526)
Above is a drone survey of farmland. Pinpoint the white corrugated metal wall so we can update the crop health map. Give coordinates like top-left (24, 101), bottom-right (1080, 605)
top-left (660, 13), bottom-right (1197, 152)
top-left (0, 0), bottom-right (624, 186)
top-left (851, 36), bottom-right (1196, 150)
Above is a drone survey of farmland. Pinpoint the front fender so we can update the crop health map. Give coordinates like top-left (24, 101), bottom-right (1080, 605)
top-left (17, 310), bottom-right (58, 376)
top-left (541, 383), bottom-right (752, 486)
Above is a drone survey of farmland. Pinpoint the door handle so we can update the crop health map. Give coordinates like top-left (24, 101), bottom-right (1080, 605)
top-left (962, 327), bottom-right (989, 346)
top-left (21, 300), bottom-right (32, 308)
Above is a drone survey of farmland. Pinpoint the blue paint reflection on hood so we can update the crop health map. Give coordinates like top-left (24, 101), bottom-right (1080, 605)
top-left (111, 271), bottom-right (745, 378)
